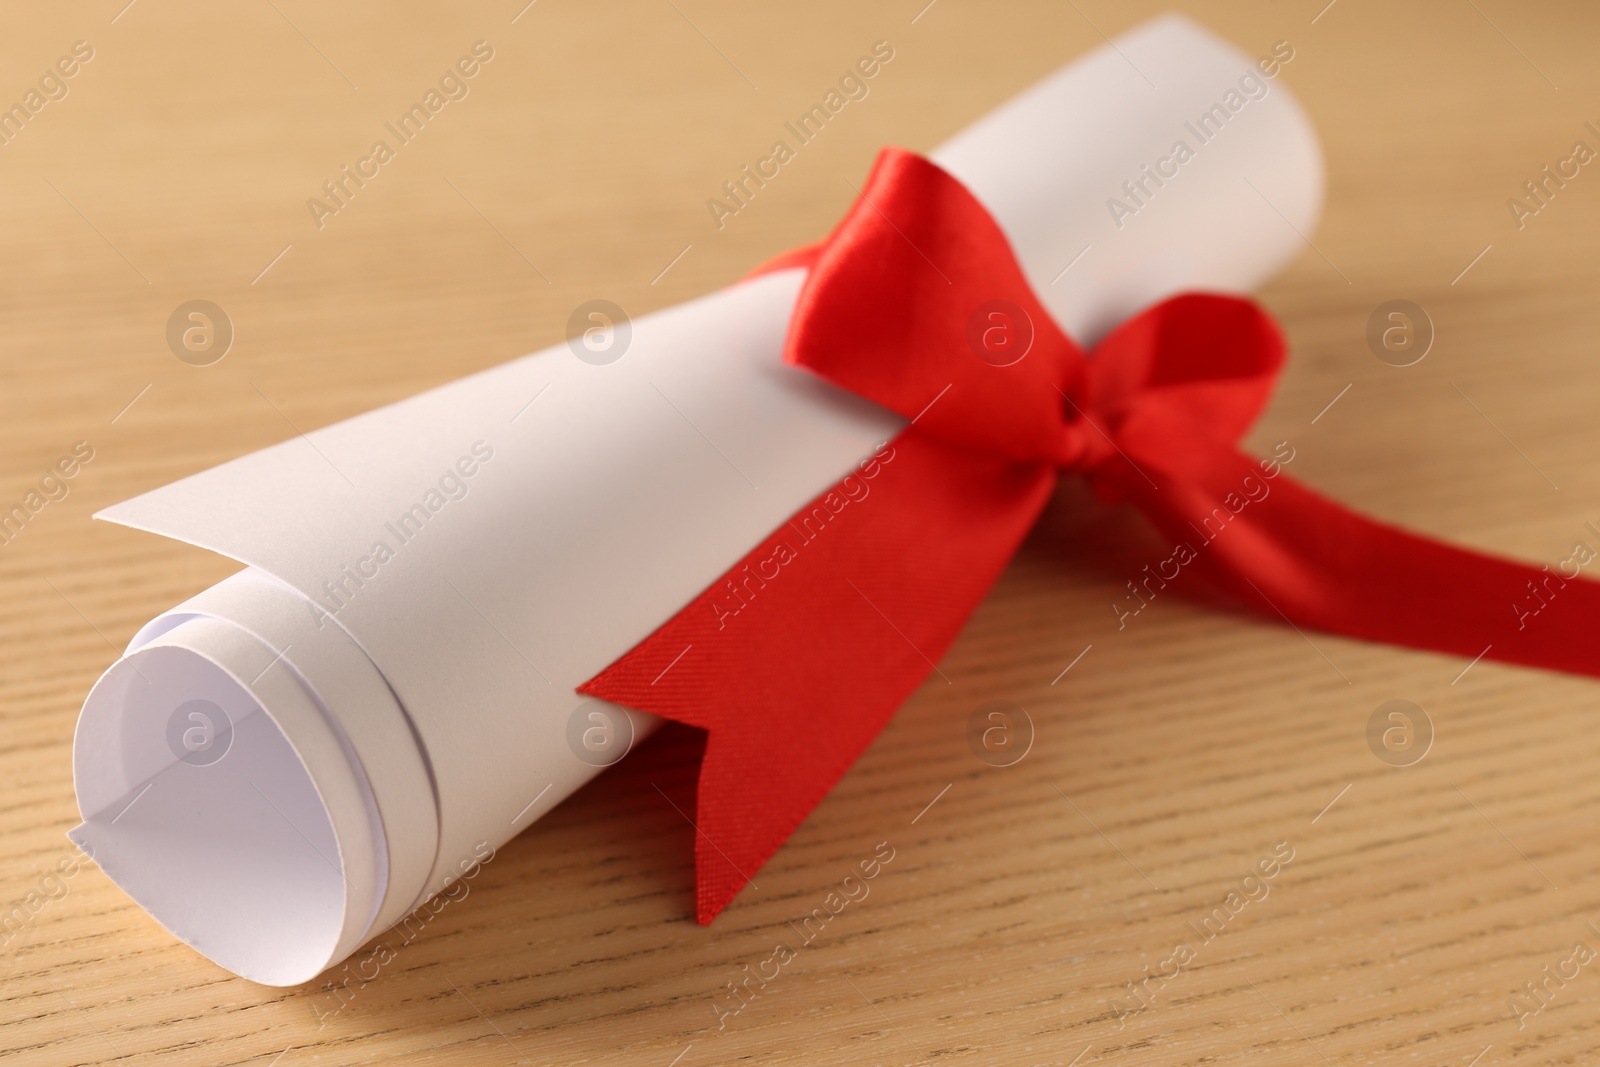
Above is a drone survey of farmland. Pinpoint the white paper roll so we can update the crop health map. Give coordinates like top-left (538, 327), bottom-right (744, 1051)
top-left (71, 13), bottom-right (1323, 985)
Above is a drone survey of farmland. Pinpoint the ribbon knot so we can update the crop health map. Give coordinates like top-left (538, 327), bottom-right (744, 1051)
top-left (584, 146), bottom-right (1600, 927)
top-left (1054, 411), bottom-right (1116, 474)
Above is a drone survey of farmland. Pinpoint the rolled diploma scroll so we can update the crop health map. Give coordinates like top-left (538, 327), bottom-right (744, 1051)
top-left (71, 12), bottom-right (1322, 986)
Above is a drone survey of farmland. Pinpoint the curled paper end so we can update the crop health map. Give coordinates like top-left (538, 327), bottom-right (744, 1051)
top-left (70, 569), bottom-right (437, 987)
top-left (71, 654), bottom-right (347, 985)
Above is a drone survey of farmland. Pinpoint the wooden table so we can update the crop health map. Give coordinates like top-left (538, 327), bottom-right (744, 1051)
top-left (5, 1), bottom-right (1600, 1063)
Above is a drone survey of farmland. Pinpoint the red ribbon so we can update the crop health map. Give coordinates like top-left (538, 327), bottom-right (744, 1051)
top-left (583, 147), bottom-right (1600, 923)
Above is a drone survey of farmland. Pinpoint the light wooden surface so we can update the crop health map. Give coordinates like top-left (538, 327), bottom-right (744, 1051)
top-left (5, 1), bottom-right (1600, 1063)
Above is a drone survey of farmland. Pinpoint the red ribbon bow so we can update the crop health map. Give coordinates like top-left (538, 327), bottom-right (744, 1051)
top-left (585, 148), bottom-right (1600, 923)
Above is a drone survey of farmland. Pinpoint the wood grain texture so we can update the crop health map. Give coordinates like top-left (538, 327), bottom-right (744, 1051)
top-left (5, 1), bottom-right (1600, 1064)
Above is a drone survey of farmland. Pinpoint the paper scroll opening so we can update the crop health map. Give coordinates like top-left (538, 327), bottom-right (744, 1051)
top-left (70, 636), bottom-right (346, 983)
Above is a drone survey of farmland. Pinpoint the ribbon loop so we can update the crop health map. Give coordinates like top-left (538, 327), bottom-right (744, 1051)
top-left (784, 148), bottom-right (1083, 467)
top-left (1084, 291), bottom-right (1286, 451)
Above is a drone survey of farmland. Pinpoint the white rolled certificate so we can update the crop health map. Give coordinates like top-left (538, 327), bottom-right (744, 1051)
top-left (70, 12), bottom-right (1322, 985)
